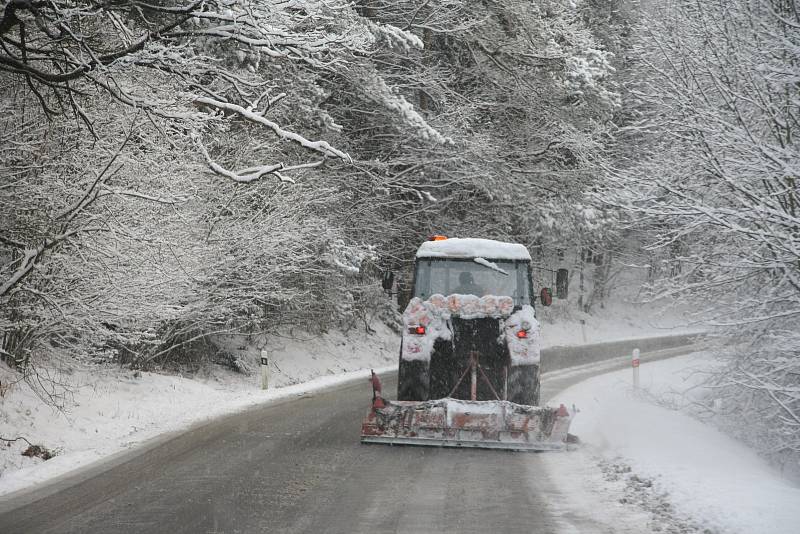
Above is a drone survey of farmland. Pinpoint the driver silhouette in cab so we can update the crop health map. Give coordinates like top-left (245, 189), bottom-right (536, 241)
top-left (453, 271), bottom-right (483, 296)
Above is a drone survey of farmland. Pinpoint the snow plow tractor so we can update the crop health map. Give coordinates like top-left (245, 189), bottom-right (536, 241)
top-left (361, 236), bottom-right (572, 451)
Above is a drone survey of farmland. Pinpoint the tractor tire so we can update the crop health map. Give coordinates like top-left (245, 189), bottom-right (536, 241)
top-left (398, 357), bottom-right (430, 401)
top-left (428, 340), bottom-right (456, 400)
top-left (507, 364), bottom-right (540, 406)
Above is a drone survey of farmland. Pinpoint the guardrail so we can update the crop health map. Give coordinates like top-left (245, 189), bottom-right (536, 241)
top-left (540, 333), bottom-right (703, 373)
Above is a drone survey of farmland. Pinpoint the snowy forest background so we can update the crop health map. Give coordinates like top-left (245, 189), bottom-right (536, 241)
top-left (1, 0), bottom-right (798, 474)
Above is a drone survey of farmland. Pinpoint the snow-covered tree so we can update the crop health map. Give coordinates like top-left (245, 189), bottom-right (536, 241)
top-left (1, 0), bottom-right (627, 382)
top-left (605, 0), bottom-right (800, 473)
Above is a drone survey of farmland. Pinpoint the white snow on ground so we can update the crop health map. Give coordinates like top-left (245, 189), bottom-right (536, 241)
top-left (544, 352), bottom-right (800, 534)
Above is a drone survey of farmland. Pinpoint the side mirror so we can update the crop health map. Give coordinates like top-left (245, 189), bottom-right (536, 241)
top-left (540, 287), bottom-right (553, 307)
top-left (381, 271), bottom-right (395, 292)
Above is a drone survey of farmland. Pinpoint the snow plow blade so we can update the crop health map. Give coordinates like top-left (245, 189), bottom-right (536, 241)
top-left (361, 399), bottom-right (572, 451)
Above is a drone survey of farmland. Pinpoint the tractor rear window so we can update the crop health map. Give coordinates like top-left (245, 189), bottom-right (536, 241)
top-left (413, 258), bottom-right (532, 306)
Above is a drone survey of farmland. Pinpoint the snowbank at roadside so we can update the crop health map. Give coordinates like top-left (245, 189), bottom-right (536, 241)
top-left (545, 353), bottom-right (800, 534)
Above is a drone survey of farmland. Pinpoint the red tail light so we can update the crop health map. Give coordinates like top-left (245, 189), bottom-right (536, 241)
top-left (516, 330), bottom-right (528, 339)
top-left (409, 325), bottom-right (426, 335)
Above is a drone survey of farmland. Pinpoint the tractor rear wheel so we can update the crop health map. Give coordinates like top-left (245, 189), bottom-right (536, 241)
top-left (398, 353), bottom-right (430, 401)
top-left (507, 364), bottom-right (540, 406)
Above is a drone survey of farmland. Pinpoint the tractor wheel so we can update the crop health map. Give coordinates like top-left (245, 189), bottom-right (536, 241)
top-left (507, 364), bottom-right (540, 406)
top-left (398, 355), bottom-right (430, 401)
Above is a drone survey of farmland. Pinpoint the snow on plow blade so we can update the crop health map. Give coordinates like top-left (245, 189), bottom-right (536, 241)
top-left (361, 399), bottom-right (572, 451)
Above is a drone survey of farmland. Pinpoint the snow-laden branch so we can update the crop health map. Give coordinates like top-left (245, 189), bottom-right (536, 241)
top-left (739, 371), bottom-right (800, 427)
top-left (99, 187), bottom-right (189, 204)
top-left (0, 234), bottom-right (26, 249)
top-left (0, 225), bottom-right (103, 297)
top-left (195, 139), bottom-right (291, 183)
top-left (194, 97), bottom-right (352, 162)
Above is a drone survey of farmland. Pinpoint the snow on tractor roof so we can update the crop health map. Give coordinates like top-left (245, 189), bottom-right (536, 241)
top-left (416, 238), bottom-right (531, 261)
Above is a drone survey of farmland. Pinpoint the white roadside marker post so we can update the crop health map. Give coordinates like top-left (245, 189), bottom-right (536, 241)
top-left (261, 350), bottom-right (270, 390)
top-left (632, 348), bottom-right (640, 390)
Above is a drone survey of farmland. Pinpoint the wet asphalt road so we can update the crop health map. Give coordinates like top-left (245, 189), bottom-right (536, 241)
top-left (0, 348), bottom-right (696, 534)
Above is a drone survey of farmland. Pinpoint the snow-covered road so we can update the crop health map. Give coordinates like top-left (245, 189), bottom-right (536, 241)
top-left (1, 373), bottom-right (574, 533)
top-left (2, 340), bottom-right (796, 533)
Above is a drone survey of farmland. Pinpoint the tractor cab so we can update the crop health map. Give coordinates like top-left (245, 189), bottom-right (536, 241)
top-left (413, 249), bottom-right (534, 307)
